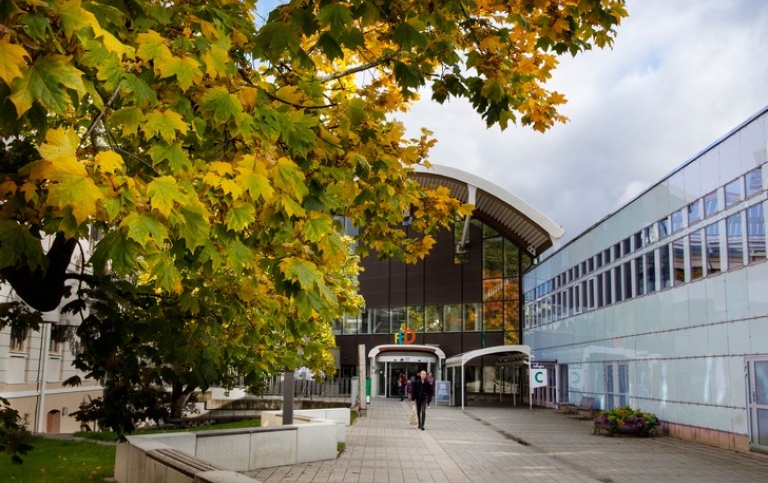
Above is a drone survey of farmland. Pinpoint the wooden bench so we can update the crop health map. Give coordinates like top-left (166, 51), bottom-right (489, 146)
top-left (556, 396), bottom-right (596, 418)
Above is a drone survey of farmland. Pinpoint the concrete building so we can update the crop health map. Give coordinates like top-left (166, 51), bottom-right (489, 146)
top-left (523, 106), bottom-right (768, 452)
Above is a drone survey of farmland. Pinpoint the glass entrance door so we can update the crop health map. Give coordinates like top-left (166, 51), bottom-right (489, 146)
top-left (747, 357), bottom-right (768, 452)
top-left (389, 363), bottom-right (425, 398)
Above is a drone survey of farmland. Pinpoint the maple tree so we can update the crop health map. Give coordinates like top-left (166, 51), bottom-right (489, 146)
top-left (0, 0), bottom-right (627, 425)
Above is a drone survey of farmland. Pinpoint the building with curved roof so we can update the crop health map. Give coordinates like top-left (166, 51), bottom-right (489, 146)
top-left (333, 164), bottom-right (562, 402)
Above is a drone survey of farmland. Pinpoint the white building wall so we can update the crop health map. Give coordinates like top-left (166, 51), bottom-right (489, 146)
top-left (524, 107), bottom-right (768, 451)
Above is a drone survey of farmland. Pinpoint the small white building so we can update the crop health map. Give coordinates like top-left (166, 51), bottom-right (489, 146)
top-left (523, 106), bottom-right (768, 452)
top-left (0, 236), bottom-right (102, 434)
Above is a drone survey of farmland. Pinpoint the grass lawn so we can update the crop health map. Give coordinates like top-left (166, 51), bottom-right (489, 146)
top-left (0, 436), bottom-right (116, 482)
top-left (1, 418), bottom-right (263, 482)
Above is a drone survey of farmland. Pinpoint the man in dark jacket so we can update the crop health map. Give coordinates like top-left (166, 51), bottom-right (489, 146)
top-left (412, 370), bottom-right (433, 430)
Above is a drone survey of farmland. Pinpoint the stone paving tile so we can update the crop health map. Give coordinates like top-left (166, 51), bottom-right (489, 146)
top-left (246, 398), bottom-right (768, 483)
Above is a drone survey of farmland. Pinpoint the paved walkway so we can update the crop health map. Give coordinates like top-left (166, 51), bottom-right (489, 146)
top-left (247, 397), bottom-right (768, 483)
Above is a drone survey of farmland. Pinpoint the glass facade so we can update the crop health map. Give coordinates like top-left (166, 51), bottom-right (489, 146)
top-left (337, 218), bottom-right (531, 345)
top-left (522, 107), bottom-right (768, 450)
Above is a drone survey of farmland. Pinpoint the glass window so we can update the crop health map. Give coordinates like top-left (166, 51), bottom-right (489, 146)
top-left (359, 310), bottom-right (370, 334)
top-left (603, 248), bottom-right (612, 264)
top-left (483, 237), bottom-right (503, 278)
top-left (634, 256), bottom-right (644, 296)
top-left (596, 275), bottom-right (604, 308)
top-left (443, 305), bottom-right (462, 332)
top-left (747, 203), bottom-right (766, 263)
top-left (673, 238), bottom-right (685, 283)
top-left (483, 302), bottom-right (504, 331)
top-left (588, 258), bottom-right (594, 273)
top-left (483, 279), bottom-right (504, 301)
top-left (407, 306), bottom-right (424, 333)
top-left (10, 327), bottom-right (27, 352)
top-left (622, 261), bottom-right (633, 300)
top-left (505, 300), bottom-right (519, 334)
top-left (703, 190), bottom-right (718, 217)
top-left (587, 279), bottom-right (595, 309)
top-left (645, 251), bottom-right (656, 293)
top-left (504, 240), bottom-right (520, 278)
top-left (658, 217), bottom-right (670, 239)
top-left (671, 209), bottom-right (685, 233)
top-left (596, 253), bottom-right (603, 269)
top-left (613, 267), bottom-right (623, 303)
top-left (454, 219), bottom-right (470, 264)
top-left (463, 303), bottom-right (482, 331)
top-left (633, 232), bottom-right (643, 251)
top-left (391, 307), bottom-right (407, 334)
top-left (621, 238), bottom-right (631, 257)
top-left (613, 243), bottom-right (621, 260)
top-left (49, 325), bottom-right (67, 354)
top-left (603, 271), bottom-right (612, 305)
top-left (660, 245), bottom-right (672, 289)
top-left (688, 200), bottom-right (702, 225)
top-left (568, 286), bottom-right (575, 315)
top-left (746, 167), bottom-right (763, 198)
top-left (372, 308), bottom-right (389, 334)
top-left (689, 230), bottom-right (703, 281)
top-left (504, 278), bottom-right (520, 301)
top-left (705, 223), bottom-right (721, 275)
top-left (726, 213), bottom-right (744, 270)
top-left (573, 285), bottom-right (580, 313)
top-left (725, 178), bottom-right (742, 207)
top-left (425, 305), bottom-right (443, 332)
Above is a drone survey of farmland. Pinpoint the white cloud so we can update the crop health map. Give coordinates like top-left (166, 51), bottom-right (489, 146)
top-left (400, 0), bottom-right (768, 248)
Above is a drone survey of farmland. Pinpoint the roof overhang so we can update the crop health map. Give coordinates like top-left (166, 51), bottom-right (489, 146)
top-left (368, 344), bottom-right (446, 361)
top-left (445, 344), bottom-right (531, 369)
top-left (411, 164), bottom-right (564, 257)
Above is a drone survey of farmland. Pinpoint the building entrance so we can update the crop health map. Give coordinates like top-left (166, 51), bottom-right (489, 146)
top-left (367, 344), bottom-right (446, 399)
top-left (388, 363), bottom-right (424, 398)
top-left (747, 356), bottom-right (768, 452)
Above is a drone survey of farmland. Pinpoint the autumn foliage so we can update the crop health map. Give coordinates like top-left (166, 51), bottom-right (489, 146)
top-left (0, 0), bottom-right (626, 432)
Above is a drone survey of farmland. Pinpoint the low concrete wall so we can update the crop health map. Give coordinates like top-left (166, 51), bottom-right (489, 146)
top-left (115, 411), bottom-right (348, 483)
top-left (260, 407), bottom-right (350, 443)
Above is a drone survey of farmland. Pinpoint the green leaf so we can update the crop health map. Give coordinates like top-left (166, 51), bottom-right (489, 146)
top-left (158, 55), bottom-right (203, 92)
top-left (149, 253), bottom-right (182, 293)
top-left (47, 176), bottom-right (104, 225)
top-left (121, 212), bottom-right (169, 247)
top-left (136, 30), bottom-right (171, 64)
top-left (148, 142), bottom-right (191, 172)
top-left (122, 73), bottom-right (158, 107)
top-left (303, 213), bottom-right (332, 243)
top-left (90, 231), bottom-right (142, 275)
top-left (9, 55), bottom-right (86, 117)
top-left (317, 3), bottom-right (352, 30)
top-left (144, 109), bottom-right (188, 143)
top-left (392, 21), bottom-right (427, 50)
top-left (393, 61), bottom-right (424, 91)
top-left (0, 221), bottom-right (44, 270)
top-left (224, 201), bottom-right (255, 232)
top-left (57, 0), bottom-right (99, 39)
top-left (225, 239), bottom-right (254, 273)
top-left (22, 13), bottom-right (54, 44)
top-left (316, 32), bottom-right (343, 61)
top-left (170, 206), bottom-right (209, 251)
top-left (110, 106), bottom-right (145, 137)
top-left (200, 87), bottom-right (243, 124)
top-left (280, 257), bottom-right (322, 290)
top-left (147, 176), bottom-right (186, 218)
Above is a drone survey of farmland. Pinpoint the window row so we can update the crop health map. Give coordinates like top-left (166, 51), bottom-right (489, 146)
top-left (524, 202), bottom-right (765, 327)
top-left (9, 324), bottom-right (70, 354)
top-left (332, 301), bottom-right (520, 336)
top-left (530, 166), bottom-right (763, 300)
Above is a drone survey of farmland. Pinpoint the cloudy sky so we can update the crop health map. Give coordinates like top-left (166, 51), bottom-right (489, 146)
top-left (400, 0), bottom-right (768, 250)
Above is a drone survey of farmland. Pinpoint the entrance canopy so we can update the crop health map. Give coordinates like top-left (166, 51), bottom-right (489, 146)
top-left (445, 344), bottom-right (530, 369)
top-left (445, 345), bottom-right (531, 410)
top-left (368, 344), bottom-right (446, 361)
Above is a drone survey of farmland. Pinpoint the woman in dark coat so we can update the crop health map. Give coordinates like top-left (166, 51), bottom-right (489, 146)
top-left (412, 370), bottom-right (433, 430)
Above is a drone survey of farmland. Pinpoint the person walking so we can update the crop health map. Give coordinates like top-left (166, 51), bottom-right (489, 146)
top-left (412, 370), bottom-right (433, 430)
top-left (397, 373), bottom-right (406, 401)
top-left (426, 371), bottom-right (435, 407)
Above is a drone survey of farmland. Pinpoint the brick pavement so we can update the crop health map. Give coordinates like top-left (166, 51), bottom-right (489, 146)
top-left (246, 397), bottom-right (768, 483)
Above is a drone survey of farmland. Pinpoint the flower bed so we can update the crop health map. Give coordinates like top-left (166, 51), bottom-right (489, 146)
top-left (593, 405), bottom-right (659, 437)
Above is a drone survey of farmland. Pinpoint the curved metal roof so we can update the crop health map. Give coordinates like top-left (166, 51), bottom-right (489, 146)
top-left (411, 164), bottom-right (564, 257)
top-left (367, 344), bottom-right (446, 361)
top-left (445, 345), bottom-right (531, 368)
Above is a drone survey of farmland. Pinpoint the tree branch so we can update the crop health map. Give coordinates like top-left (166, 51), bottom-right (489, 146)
top-left (318, 51), bottom-right (401, 83)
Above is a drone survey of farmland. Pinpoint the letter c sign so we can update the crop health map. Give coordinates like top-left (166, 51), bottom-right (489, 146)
top-left (530, 368), bottom-right (547, 389)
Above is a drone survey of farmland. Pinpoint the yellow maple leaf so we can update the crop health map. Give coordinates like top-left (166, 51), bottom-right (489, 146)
top-left (0, 39), bottom-right (30, 86)
top-left (29, 128), bottom-right (86, 181)
top-left (95, 150), bottom-right (125, 174)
